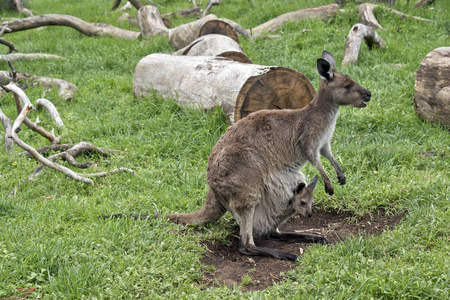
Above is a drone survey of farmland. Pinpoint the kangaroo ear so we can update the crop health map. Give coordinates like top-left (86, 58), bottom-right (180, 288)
top-left (322, 51), bottom-right (336, 72)
top-left (294, 182), bottom-right (306, 194)
top-left (308, 175), bottom-right (319, 191)
top-left (317, 58), bottom-right (333, 82)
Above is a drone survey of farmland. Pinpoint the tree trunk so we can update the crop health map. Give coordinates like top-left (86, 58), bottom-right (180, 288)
top-left (413, 47), bottom-right (450, 126)
top-left (249, 4), bottom-right (338, 35)
top-left (133, 54), bottom-right (315, 124)
top-left (175, 34), bottom-right (251, 63)
top-left (342, 23), bottom-right (385, 66)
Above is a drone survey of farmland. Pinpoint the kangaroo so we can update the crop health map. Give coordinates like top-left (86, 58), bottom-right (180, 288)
top-left (105, 51), bottom-right (371, 260)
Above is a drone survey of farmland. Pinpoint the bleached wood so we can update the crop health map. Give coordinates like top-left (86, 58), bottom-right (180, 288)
top-left (0, 108), bottom-right (13, 154)
top-left (133, 54), bottom-right (315, 123)
top-left (342, 23), bottom-right (385, 66)
top-left (358, 3), bottom-right (383, 29)
top-left (12, 104), bottom-right (94, 185)
top-left (36, 98), bottom-right (64, 127)
top-left (0, 14), bottom-right (141, 40)
top-left (175, 34), bottom-right (251, 63)
top-left (137, 5), bottom-right (168, 38)
top-left (250, 4), bottom-right (338, 35)
top-left (414, 47), bottom-right (450, 126)
top-left (168, 14), bottom-right (218, 49)
top-left (0, 53), bottom-right (66, 62)
top-left (0, 71), bottom-right (77, 100)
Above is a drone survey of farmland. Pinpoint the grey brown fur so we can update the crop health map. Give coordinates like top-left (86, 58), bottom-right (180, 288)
top-left (106, 51), bottom-right (371, 261)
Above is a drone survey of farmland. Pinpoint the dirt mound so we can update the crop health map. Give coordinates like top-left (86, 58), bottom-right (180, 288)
top-left (201, 210), bottom-right (403, 291)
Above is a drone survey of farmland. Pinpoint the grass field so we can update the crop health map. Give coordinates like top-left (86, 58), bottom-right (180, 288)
top-left (0, 0), bottom-right (449, 298)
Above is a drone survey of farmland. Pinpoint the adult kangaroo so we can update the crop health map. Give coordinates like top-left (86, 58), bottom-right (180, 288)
top-left (106, 51), bottom-right (371, 260)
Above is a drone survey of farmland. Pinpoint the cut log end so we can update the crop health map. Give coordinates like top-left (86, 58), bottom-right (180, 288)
top-left (218, 51), bottom-right (252, 64)
top-left (234, 67), bottom-right (316, 121)
top-left (199, 19), bottom-right (239, 43)
top-left (414, 47), bottom-right (450, 126)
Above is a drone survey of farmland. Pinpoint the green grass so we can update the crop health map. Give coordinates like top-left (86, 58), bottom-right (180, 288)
top-left (1, 0), bottom-right (449, 298)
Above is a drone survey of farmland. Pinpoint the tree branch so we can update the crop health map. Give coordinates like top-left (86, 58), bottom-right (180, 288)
top-left (342, 23), bottom-right (385, 66)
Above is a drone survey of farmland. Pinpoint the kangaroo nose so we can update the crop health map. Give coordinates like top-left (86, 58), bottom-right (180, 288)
top-left (364, 90), bottom-right (371, 101)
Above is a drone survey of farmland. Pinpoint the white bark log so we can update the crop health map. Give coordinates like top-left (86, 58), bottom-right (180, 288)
top-left (175, 34), bottom-right (251, 63)
top-left (342, 23), bottom-right (385, 66)
top-left (133, 54), bottom-right (315, 123)
top-left (168, 14), bottom-right (218, 49)
top-left (137, 5), bottom-right (168, 38)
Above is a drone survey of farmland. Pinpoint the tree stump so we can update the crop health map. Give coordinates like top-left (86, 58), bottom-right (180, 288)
top-left (413, 47), bottom-right (450, 126)
top-left (133, 54), bottom-right (315, 124)
top-left (175, 34), bottom-right (251, 63)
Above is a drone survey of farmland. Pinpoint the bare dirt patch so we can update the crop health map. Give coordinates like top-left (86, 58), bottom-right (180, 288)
top-left (201, 210), bottom-right (403, 291)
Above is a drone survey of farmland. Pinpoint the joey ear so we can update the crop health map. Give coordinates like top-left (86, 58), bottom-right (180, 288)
top-left (294, 182), bottom-right (306, 194)
top-left (317, 58), bottom-right (333, 82)
top-left (308, 175), bottom-right (319, 191)
top-left (322, 51), bottom-right (336, 71)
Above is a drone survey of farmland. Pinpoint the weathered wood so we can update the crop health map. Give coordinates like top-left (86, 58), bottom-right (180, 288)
top-left (0, 14), bottom-right (141, 40)
top-left (358, 3), bottom-right (383, 29)
top-left (413, 47), bottom-right (450, 126)
top-left (198, 19), bottom-right (239, 43)
top-left (342, 23), bottom-right (385, 66)
top-left (414, 0), bottom-right (435, 8)
top-left (133, 54), bottom-right (315, 124)
top-left (168, 14), bottom-right (218, 49)
top-left (13, 0), bottom-right (33, 17)
top-left (175, 34), bottom-right (251, 63)
top-left (137, 5), bottom-right (168, 38)
top-left (250, 4), bottom-right (338, 35)
top-left (0, 53), bottom-right (66, 62)
top-left (0, 71), bottom-right (77, 100)
top-left (0, 108), bottom-right (13, 154)
top-left (161, 7), bottom-right (201, 19)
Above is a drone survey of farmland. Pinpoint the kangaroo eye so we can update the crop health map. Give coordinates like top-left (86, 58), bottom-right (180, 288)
top-left (345, 83), bottom-right (353, 90)
top-left (300, 201), bottom-right (307, 206)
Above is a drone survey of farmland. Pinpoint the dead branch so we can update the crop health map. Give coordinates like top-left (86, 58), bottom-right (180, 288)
top-left (414, 0), bottom-right (435, 8)
top-left (0, 71), bottom-right (77, 100)
top-left (249, 4), bottom-right (338, 36)
top-left (161, 7), bottom-right (201, 19)
top-left (0, 14), bottom-right (141, 40)
top-left (12, 0), bottom-right (33, 17)
top-left (384, 6), bottom-right (434, 23)
top-left (358, 3), bottom-right (383, 29)
top-left (36, 98), bottom-right (64, 127)
top-left (12, 106), bottom-right (135, 185)
top-left (0, 108), bottom-right (13, 154)
top-left (3, 81), bottom-right (62, 144)
top-left (116, 1), bottom-right (133, 12)
top-left (342, 23), bottom-right (385, 66)
top-left (0, 53), bottom-right (66, 62)
top-left (12, 104), bottom-right (93, 184)
top-left (203, 0), bottom-right (221, 17)
top-left (129, 0), bottom-right (144, 10)
top-left (112, 0), bottom-right (123, 10)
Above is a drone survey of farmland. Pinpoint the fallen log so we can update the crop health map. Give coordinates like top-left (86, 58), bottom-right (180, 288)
top-left (358, 3), bottom-right (383, 30)
top-left (133, 54), bottom-right (315, 123)
top-left (249, 4), bottom-right (338, 35)
top-left (175, 34), bottom-right (251, 63)
top-left (342, 23), bottom-right (385, 66)
top-left (413, 47), bottom-right (450, 126)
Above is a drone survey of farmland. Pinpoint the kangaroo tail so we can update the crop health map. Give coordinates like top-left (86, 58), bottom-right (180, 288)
top-left (100, 213), bottom-right (161, 220)
top-left (102, 190), bottom-right (226, 225)
top-left (166, 190), bottom-right (226, 225)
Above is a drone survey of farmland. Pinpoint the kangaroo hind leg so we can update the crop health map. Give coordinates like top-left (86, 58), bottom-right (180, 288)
top-left (234, 206), bottom-right (299, 261)
top-left (267, 231), bottom-right (331, 244)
